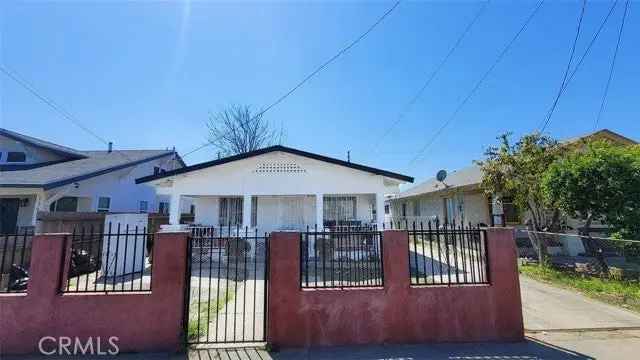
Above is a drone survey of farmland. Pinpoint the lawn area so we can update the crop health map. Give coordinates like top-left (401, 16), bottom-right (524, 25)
top-left (519, 263), bottom-right (640, 313)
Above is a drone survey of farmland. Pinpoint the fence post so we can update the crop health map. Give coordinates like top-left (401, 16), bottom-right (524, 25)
top-left (27, 234), bottom-right (68, 298)
top-left (485, 227), bottom-right (524, 339)
top-left (381, 230), bottom-right (410, 290)
top-left (267, 231), bottom-right (302, 346)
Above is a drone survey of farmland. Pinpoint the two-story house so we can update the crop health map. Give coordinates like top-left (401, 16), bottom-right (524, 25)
top-left (0, 128), bottom-right (187, 233)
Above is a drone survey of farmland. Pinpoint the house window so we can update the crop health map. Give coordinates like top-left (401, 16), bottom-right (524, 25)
top-left (154, 167), bottom-right (160, 175)
top-left (49, 197), bottom-right (78, 212)
top-left (502, 197), bottom-right (520, 224)
top-left (97, 197), bottom-right (111, 212)
top-left (190, 204), bottom-right (196, 215)
top-left (384, 204), bottom-right (390, 215)
top-left (251, 196), bottom-right (258, 227)
top-left (219, 197), bottom-right (243, 227)
top-left (158, 201), bottom-right (170, 215)
top-left (6, 152), bottom-right (26, 163)
top-left (323, 196), bottom-right (357, 224)
top-left (401, 202), bottom-right (407, 217)
top-left (413, 200), bottom-right (420, 217)
top-left (139, 200), bottom-right (148, 213)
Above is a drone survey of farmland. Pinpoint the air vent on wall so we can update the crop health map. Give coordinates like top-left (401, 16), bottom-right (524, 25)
top-left (254, 162), bottom-right (306, 174)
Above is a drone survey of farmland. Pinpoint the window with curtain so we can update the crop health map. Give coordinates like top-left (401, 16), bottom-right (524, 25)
top-left (323, 196), bottom-right (357, 223)
top-left (219, 197), bottom-right (243, 227)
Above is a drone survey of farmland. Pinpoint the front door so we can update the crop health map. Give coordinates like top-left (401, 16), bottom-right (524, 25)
top-left (0, 198), bottom-right (20, 234)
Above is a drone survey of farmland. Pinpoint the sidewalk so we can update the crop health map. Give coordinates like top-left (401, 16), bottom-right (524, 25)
top-left (6, 331), bottom-right (639, 360)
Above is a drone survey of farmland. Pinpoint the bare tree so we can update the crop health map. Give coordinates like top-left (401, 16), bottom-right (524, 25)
top-left (206, 105), bottom-right (283, 156)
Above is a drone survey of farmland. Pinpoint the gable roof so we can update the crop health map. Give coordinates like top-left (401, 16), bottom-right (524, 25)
top-left (396, 129), bottom-right (637, 200)
top-left (397, 165), bottom-right (482, 199)
top-left (0, 128), bottom-right (87, 159)
top-left (563, 128), bottom-right (637, 146)
top-left (1, 150), bottom-right (178, 190)
top-left (136, 145), bottom-right (414, 184)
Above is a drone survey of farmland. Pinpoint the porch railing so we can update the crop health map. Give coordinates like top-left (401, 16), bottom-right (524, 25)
top-left (300, 225), bottom-right (384, 289)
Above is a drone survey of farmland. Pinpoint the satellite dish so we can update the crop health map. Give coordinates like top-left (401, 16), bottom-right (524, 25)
top-left (436, 169), bottom-right (447, 182)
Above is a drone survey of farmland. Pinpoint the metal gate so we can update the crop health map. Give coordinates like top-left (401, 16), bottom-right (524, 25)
top-left (184, 226), bottom-right (269, 345)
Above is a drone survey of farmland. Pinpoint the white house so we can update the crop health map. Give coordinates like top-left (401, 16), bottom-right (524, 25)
top-left (0, 128), bottom-right (188, 233)
top-left (136, 145), bottom-right (413, 234)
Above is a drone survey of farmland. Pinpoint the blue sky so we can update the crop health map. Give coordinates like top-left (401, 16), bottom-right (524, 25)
top-left (1, 0), bottom-right (638, 184)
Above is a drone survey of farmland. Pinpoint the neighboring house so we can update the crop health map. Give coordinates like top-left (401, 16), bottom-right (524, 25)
top-left (390, 128), bottom-right (637, 233)
top-left (0, 128), bottom-right (188, 233)
top-left (136, 145), bottom-right (413, 234)
top-left (389, 165), bottom-right (497, 227)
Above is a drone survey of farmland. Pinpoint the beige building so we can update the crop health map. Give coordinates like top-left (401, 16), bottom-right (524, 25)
top-left (390, 129), bottom-right (637, 231)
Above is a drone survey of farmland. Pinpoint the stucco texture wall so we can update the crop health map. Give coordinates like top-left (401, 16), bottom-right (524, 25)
top-left (267, 229), bottom-right (524, 348)
top-left (0, 232), bottom-right (187, 355)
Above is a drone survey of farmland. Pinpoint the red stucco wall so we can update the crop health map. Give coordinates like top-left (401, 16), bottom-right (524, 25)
top-left (267, 228), bottom-right (524, 348)
top-left (0, 232), bottom-right (188, 355)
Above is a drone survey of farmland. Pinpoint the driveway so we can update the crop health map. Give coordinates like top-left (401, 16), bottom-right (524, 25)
top-left (520, 275), bottom-right (640, 331)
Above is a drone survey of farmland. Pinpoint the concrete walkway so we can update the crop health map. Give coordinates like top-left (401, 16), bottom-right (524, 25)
top-left (520, 275), bottom-right (640, 330)
top-left (8, 333), bottom-right (640, 360)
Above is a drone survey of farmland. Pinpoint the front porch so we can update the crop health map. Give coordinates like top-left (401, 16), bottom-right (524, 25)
top-left (185, 193), bottom-right (384, 234)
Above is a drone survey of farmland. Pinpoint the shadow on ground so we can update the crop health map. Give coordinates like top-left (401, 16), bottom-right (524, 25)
top-left (183, 338), bottom-right (593, 360)
top-left (0, 338), bottom-right (594, 360)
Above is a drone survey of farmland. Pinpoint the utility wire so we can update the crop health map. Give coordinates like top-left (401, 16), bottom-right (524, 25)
top-left (409, 0), bottom-right (545, 166)
top-left (1, 65), bottom-right (134, 162)
top-left (370, 0), bottom-right (490, 154)
top-left (182, 0), bottom-right (402, 159)
top-left (539, 0), bottom-right (619, 132)
top-left (1, 65), bottom-right (110, 145)
top-left (538, 0), bottom-right (587, 132)
top-left (594, 0), bottom-right (630, 130)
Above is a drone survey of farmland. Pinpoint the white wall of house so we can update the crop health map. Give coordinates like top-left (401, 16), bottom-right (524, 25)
top-left (153, 151), bottom-right (403, 229)
top-left (0, 135), bottom-right (68, 165)
top-left (1, 155), bottom-right (192, 229)
top-left (391, 190), bottom-right (491, 226)
top-left (42, 155), bottom-right (191, 214)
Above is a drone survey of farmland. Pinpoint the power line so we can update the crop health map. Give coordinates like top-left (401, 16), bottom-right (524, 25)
top-left (594, 0), bottom-right (630, 130)
top-left (539, 0), bottom-right (619, 133)
top-left (182, 0), bottom-right (402, 159)
top-left (538, 0), bottom-right (588, 131)
top-left (409, 0), bottom-right (545, 166)
top-left (1, 65), bottom-right (110, 145)
top-left (370, 0), bottom-right (490, 153)
top-left (1, 65), bottom-right (134, 162)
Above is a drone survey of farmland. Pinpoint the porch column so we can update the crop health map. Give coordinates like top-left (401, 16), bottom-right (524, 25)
top-left (169, 193), bottom-right (181, 225)
top-left (376, 192), bottom-right (385, 230)
top-left (242, 194), bottom-right (252, 229)
top-left (315, 194), bottom-right (324, 229)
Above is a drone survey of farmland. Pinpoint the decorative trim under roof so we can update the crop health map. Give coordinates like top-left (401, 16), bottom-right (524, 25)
top-left (136, 145), bottom-right (414, 184)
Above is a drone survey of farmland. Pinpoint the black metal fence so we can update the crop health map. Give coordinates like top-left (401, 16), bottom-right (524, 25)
top-left (0, 231), bottom-right (33, 293)
top-left (407, 222), bottom-right (489, 285)
top-left (186, 226), bottom-right (269, 344)
top-left (62, 224), bottom-right (154, 293)
top-left (300, 225), bottom-right (384, 289)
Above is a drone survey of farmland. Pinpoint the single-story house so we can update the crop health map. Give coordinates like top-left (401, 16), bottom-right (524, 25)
top-left (389, 129), bottom-right (637, 255)
top-left (136, 145), bottom-right (413, 234)
top-left (0, 128), bottom-right (189, 233)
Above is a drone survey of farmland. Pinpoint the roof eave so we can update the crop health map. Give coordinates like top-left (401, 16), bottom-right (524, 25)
top-left (42, 151), bottom-right (175, 190)
top-left (136, 146), bottom-right (414, 184)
